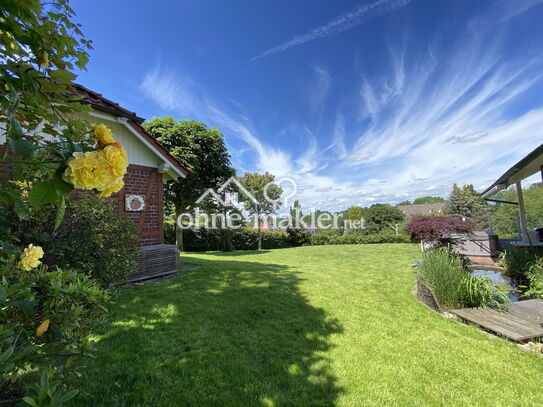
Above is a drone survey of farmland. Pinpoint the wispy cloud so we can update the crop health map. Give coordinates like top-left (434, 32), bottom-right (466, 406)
top-left (251, 0), bottom-right (412, 61)
top-left (140, 3), bottom-right (543, 212)
top-left (308, 65), bottom-right (332, 118)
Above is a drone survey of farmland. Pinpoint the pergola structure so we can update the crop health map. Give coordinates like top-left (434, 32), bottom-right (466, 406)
top-left (481, 143), bottom-right (543, 243)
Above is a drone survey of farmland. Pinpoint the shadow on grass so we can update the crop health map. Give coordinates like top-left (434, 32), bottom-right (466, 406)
top-left (73, 257), bottom-right (343, 406)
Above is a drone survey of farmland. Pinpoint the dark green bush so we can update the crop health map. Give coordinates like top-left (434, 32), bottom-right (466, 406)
top-left (164, 218), bottom-right (176, 245)
top-left (177, 228), bottom-right (290, 251)
top-left (286, 228), bottom-right (311, 247)
top-left (309, 231), bottom-right (410, 246)
top-left (20, 195), bottom-right (140, 288)
top-left (55, 196), bottom-right (140, 287)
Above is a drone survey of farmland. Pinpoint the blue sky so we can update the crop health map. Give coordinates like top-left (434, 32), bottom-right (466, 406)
top-left (73, 0), bottom-right (543, 211)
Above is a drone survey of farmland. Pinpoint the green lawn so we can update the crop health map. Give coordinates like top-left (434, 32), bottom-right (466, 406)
top-left (72, 244), bottom-right (542, 406)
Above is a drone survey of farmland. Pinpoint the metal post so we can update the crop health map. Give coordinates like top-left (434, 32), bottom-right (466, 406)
top-left (516, 180), bottom-right (529, 242)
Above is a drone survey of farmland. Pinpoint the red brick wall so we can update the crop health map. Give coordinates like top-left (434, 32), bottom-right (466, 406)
top-left (108, 164), bottom-right (164, 246)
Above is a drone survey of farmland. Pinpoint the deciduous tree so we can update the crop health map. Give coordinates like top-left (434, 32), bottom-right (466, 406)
top-left (238, 172), bottom-right (283, 250)
top-left (143, 117), bottom-right (234, 251)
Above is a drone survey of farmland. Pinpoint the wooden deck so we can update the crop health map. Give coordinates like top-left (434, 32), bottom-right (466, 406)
top-left (451, 299), bottom-right (543, 342)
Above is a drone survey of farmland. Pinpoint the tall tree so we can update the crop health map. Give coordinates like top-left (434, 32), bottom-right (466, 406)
top-left (144, 117), bottom-right (234, 251)
top-left (238, 172), bottom-right (283, 250)
top-left (364, 204), bottom-right (405, 233)
top-left (447, 184), bottom-right (490, 230)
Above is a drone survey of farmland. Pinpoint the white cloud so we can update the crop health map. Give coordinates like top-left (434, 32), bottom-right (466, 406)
top-left (251, 0), bottom-right (413, 60)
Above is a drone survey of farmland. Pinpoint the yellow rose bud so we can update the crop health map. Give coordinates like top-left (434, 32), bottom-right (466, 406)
top-left (94, 124), bottom-right (115, 145)
top-left (37, 51), bottom-right (49, 68)
top-left (36, 319), bottom-right (50, 337)
top-left (18, 244), bottom-right (44, 271)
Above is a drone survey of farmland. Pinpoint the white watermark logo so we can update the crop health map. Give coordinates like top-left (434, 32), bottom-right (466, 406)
top-left (177, 177), bottom-right (363, 231)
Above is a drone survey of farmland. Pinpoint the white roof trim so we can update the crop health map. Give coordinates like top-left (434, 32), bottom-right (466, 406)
top-left (89, 111), bottom-right (185, 179)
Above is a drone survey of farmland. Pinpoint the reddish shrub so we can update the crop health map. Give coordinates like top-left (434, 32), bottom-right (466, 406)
top-left (406, 216), bottom-right (475, 242)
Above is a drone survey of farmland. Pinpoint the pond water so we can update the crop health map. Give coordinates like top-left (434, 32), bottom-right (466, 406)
top-left (468, 266), bottom-right (520, 302)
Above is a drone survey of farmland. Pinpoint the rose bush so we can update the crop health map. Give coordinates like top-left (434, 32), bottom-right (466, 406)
top-left (0, 1), bottom-right (127, 404)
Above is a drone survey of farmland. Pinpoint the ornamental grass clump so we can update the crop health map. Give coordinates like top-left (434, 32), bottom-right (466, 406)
top-left (418, 248), bottom-right (509, 310)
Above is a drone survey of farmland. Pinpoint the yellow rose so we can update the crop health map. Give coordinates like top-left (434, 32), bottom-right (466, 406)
top-left (97, 177), bottom-right (124, 198)
top-left (103, 144), bottom-right (129, 177)
top-left (94, 124), bottom-right (115, 145)
top-left (36, 319), bottom-right (50, 337)
top-left (64, 151), bottom-right (109, 190)
top-left (18, 244), bottom-right (44, 271)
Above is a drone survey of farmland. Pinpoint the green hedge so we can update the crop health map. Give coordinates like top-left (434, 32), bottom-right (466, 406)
top-left (309, 231), bottom-right (410, 246)
top-left (165, 222), bottom-right (411, 251)
top-left (164, 227), bottom-right (291, 251)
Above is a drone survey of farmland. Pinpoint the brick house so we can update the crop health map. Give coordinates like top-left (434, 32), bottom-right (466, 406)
top-left (72, 85), bottom-right (189, 281)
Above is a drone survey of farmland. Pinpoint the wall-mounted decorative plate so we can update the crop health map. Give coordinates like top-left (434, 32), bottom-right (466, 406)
top-left (125, 194), bottom-right (145, 212)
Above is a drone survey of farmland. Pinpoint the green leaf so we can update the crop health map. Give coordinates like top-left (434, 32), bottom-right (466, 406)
top-left (28, 182), bottom-right (58, 208)
top-left (22, 397), bottom-right (38, 407)
top-left (8, 138), bottom-right (35, 158)
top-left (57, 389), bottom-right (79, 404)
top-left (54, 196), bottom-right (66, 231)
top-left (52, 177), bottom-right (74, 198)
top-left (49, 69), bottom-right (77, 83)
top-left (0, 285), bottom-right (5, 302)
top-left (7, 116), bottom-right (23, 138)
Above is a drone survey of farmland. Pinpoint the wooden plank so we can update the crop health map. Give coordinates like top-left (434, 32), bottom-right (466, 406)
top-left (452, 309), bottom-right (530, 341)
top-left (452, 302), bottom-right (543, 341)
top-left (504, 300), bottom-right (543, 325)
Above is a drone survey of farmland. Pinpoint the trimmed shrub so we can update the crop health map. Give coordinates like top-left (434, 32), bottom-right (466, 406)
top-left (180, 228), bottom-right (290, 251)
top-left (406, 216), bottom-right (474, 243)
top-left (309, 231), bottom-right (410, 246)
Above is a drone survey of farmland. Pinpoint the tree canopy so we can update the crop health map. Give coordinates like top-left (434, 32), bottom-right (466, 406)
top-left (447, 184), bottom-right (490, 230)
top-left (238, 172), bottom-right (283, 249)
top-left (144, 117), bottom-right (234, 250)
top-left (413, 196), bottom-right (446, 204)
top-left (364, 204), bottom-right (405, 233)
top-left (492, 183), bottom-right (543, 237)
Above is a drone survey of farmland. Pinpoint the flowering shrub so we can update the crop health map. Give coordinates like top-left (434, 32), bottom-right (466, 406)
top-left (0, 245), bottom-right (110, 405)
top-left (406, 216), bottom-right (475, 243)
